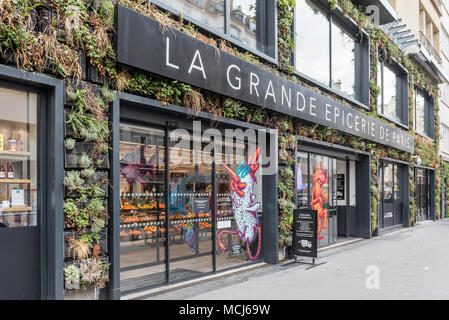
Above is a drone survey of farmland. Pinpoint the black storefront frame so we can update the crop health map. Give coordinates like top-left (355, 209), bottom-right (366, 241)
top-left (295, 136), bottom-right (372, 239)
top-left (0, 65), bottom-right (64, 299)
top-left (377, 158), bottom-right (410, 233)
top-left (109, 92), bottom-right (278, 300)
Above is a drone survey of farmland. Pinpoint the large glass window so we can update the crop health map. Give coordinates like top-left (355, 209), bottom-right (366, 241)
top-left (414, 87), bottom-right (434, 138)
top-left (154, 0), bottom-right (275, 58)
top-left (295, 0), bottom-right (359, 100)
top-left (377, 60), bottom-right (408, 126)
top-left (119, 118), bottom-right (264, 293)
top-left (0, 86), bottom-right (39, 228)
top-left (331, 21), bottom-right (355, 98)
top-left (295, 0), bottom-right (330, 86)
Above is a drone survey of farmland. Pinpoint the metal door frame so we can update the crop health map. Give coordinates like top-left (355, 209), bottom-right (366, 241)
top-left (0, 65), bottom-right (64, 299)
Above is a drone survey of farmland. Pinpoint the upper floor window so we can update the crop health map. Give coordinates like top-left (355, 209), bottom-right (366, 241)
top-left (294, 0), bottom-right (369, 105)
top-left (153, 0), bottom-right (276, 59)
top-left (377, 59), bottom-right (408, 127)
top-left (414, 87), bottom-right (435, 139)
top-left (441, 124), bottom-right (449, 153)
top-left (442, 27), bottom-right (449, 57)
top-left (440, 82), bottom-right (449, 106)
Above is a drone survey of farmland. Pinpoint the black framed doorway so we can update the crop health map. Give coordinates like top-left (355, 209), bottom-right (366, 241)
top-left (415, 167), bottom-right (431, 221)
top-left (378, 161), bottom-right (408, 231)
top-left (295, 136), bottom-right (372, 243)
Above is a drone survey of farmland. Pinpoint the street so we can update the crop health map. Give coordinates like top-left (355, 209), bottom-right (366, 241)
top-left (146, 220), bottom-right (449, 300)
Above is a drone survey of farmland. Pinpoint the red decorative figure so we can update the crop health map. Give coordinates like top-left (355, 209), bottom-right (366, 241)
top-left (310, 162), bottom-right (328, 241)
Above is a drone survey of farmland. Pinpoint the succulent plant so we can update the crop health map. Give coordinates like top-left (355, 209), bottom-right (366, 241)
top-left (65, 138), bottom-right (76, 150)
top-left (79, 153), bottom-right (93, 168)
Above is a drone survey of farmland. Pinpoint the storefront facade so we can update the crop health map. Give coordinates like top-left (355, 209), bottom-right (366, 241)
top-left (113, 93), bottom-right (278, 296)
top-left (0, 0), bottom-right (443, 300)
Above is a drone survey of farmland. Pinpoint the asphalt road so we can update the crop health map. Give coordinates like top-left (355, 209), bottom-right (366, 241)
top-left (146, 220), bottom-right (449, 300)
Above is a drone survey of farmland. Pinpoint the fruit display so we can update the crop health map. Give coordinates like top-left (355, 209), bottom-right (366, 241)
top-left (144, 226), bottom-right (157, 233)
top-left (199, 222), bottom-right (211, 229)
top-left (120, 231), bottom-right (128, 238)
top-left (121, 202), bottom-right (138, 210)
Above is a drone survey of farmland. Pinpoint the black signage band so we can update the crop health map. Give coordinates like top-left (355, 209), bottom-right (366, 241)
top-left (116, 5), bottom-right (414, 153)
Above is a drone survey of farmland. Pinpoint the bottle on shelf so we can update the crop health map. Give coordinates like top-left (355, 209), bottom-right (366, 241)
top-left (7, 162), bottom-right (14, 179)
top-left (0, 163), bottom-right (5, 179)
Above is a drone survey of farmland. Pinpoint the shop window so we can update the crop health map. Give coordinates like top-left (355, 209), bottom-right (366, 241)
top-left (0, 86), bottom-right (39, 228)
top-left (152, 0), bottom-right (276, 59)
top-left (294, 0), bottom-right (369, 104)
top-left (377, 59), bottom-right (408, 127)
top-left (414, 87), bottom-right (435, 139)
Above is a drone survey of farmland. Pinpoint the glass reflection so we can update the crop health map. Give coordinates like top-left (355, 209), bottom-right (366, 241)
top-left (230, 0), bottom-right (258, 51)
top-left (383, 163), bottom-right (394, 228)
top-left (383, 64), bottom-right (399, 122)
top-left (331, 21), bottom-right (355, 98)
top-left (119, 124), bottom-right (167, 290)
top-left (295, 0), bottom-right (330, 86)
top-left (415, 90), bottom-right (426, 134)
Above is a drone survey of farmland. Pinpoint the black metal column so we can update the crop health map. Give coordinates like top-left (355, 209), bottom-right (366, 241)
top-left (107, 94), bottom-right (120, 300)
top-left (164, 123), bottom-right (170, 283)
top-left (345, 157), bottom-right (350, 238)
top-left (212, 152), bottom-right (217, 272)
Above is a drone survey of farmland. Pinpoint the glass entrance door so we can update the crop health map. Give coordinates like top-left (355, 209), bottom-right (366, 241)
top-left (296, 152), bottom-right (337, 247)
top-left (415, 168), bottom-right (429, 221)
top-left (379, 162), bottom-right (403, 230)
top-left (167, 133), bottom-right (213, 282)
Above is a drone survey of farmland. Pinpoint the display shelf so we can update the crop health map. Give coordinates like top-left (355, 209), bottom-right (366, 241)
top-left (120, 192), bottom-right (165, 197)
top-left (119, 216), bottom-right (233, 229)
top-left (120, 208), bottom-right (165, 212)
top-left (0, 150), bottom-right (32, 156)
top-left (0, 179), bottom-right (32, 184)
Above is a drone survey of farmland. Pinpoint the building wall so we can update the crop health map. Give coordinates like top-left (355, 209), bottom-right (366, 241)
top-left (440, 0), bottom-right (449, 159)
top-left (389, 0), bottom-right (442, 53)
